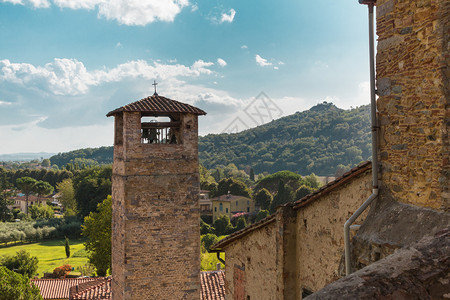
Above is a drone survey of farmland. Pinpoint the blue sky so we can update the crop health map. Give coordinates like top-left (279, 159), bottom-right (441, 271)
top-left (0, 0), bottom-right (372, 154)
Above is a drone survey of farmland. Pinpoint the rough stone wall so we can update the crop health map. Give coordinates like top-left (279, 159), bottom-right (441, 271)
top-left (376, 0), bottom-right (449, 210)
top-left (296, 171), bottom-right (372, 293)
top-left (222, 221), bottom-right (278, 300)
top-left (111, 112), bottom-right (201, 299)
top-left (307, 228), bottom-right (450, 300)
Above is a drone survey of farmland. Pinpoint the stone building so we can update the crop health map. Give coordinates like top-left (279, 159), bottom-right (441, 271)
top-left (211, 0), bottom-right (449, 298)
top-left (107, 94), bottom-right (206, 299)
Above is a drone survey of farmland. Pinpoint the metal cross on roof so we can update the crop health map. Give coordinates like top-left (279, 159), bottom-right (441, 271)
top-left (152, 80), bottom-right (158, 95)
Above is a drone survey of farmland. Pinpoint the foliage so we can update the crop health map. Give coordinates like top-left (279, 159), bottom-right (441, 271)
top-left (254, 170), bottom-right (303, 194)
top-left (0, 170), bottom-right (14, 221)
top-left (73, 166), bottom-right (112, 217)
top-left (200, 252), bottom-right (224, 271)
top-left (201, 234), bottom-right (220, 252)
top-left (235, 216), bottom-right (247, 231)
top-left (0, 266), bottom-right (42, 300)
top-left (270, 181), bottom-right (294, 213)
top-left (56, 178), bottom-right (76, 212)
top-left (65, 237), bottom-right (70, 258)
top-left (295, 185), bottom-right (315, 200)
top-left (200, 219), bottom-right (214, 235)
top-left (82, 196), bottom-right (111, 276)
top-left (216, 178), bottom-right (251, 198)
top-left (303, 173), bottom-right (321, 189)
top-left (255, 210), bottom-right (270, 223)
top-left (29, 204), bottom-right (55, 220)
top-left (249, 167), bottom-right (255, 181)
top-left (0, 250), bottom-right (39, 278)
top-left (254, 188), bottom-right (273, 211)
top-left (213, 214), bottom-right (233, 236)
top-left (199, 103), bottom-right (371, 175)
top-left (34, 180), bottom-right (54, 199)
top-left (49, 146), bottom-right (113, 168)
top-left (52, 264), bottom-right (71, 278)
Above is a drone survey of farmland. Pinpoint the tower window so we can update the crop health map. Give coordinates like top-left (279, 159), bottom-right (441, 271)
top-left (141, 116), bottom-right (181, 144)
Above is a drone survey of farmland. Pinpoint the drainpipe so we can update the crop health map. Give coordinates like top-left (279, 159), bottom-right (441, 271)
top-left (344, 0), bottom-right (378, 276)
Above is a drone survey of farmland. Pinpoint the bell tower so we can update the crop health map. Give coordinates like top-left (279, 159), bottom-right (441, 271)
top-left (107, 94), bottom-right (206, 299)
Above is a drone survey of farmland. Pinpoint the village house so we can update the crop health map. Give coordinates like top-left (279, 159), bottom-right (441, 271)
top-left (211, 194), bottom-right (255, 222)
top-left (10, 192), bottom-right (51, 213)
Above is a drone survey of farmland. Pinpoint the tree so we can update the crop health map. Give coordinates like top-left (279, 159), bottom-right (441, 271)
top-left (254, 188), bottom-right (273, 211)
top-left (235, 216), bottom-right (247, 231)
top-left (303, 173), bottom-right (321, 189)
top-left (249, 167), bottom-right (255, 181)
top-left (213, 214), bottom-right (232, 236)
top-left (16, 177), bottom-right (37, 215)
top-left (0, 171), bottom-right (14, 221)
top-left (0, 266), bottom-right (42, 300)
top-left (29, 204), bottom-right (54, 220)
top-left (255, 210), bottom-right (270, 223)
top-left (82, 196), bottom-right (112, 276)
top-left (201, 233), bottom-right (220, 252)
top-left (56, 178), bottom-right (76, 212)
top-left (295, 185), bottom-right (315, 200)
top-left (41, 159), bottom-right (51, 168)
top-left (0, 250), bottom-right (39, 278)
top-left (270, 181), bottom-right (294, 213)
top-left (65, 237), bottom-right (70, 258)
top-left (34, 181), bottom-right (54, 200)
top-left (53, 264), bottom-right (71, 278)
top-left (216, 178), bottom-right (251, 198)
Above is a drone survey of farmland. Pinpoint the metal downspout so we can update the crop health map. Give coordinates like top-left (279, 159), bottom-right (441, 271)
top-left (344, 0), bottom-right (379, 276)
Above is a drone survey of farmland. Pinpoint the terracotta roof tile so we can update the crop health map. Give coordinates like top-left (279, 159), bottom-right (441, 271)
top-left (38, 272), bottom-right (225, 299)
top-left (200, 271), bottom-right (226, 300)
top-left (70, 277), bottom-right (111, 300)
top-left (106, 94), bottom-right (206, 117)
top-left (31, 278), bottom-right (100, 299)
top-left (211, 161), bottom-right (372, 250)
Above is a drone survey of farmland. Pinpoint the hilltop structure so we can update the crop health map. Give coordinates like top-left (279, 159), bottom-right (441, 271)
top-left (211, 0), bottom-right (449, 298)
top-left (107, 94), bottom-right (206, 299)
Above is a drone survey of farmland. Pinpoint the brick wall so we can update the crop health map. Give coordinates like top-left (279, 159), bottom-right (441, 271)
top-left (376, 0), bottom-right (449, 211)
top-left (111, 112), bottom-right (201, 299)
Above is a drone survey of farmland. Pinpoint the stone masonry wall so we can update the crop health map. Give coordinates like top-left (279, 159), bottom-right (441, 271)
top-left (111, 112), bottom-right (201, 299)
top-left (223, 221), bottom-right (278, 300)
top-left (376, 0), bottom-right (449, 210)
top-left (296, 170), bottom-right (372, 293)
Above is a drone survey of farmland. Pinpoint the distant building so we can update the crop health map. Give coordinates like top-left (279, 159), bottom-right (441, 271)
top-left (199, 190), bottom-right (212, 214)
top-left (10, 192), bottom-right (50, 213)
top-left (211, 194), bottom-right (254, 221)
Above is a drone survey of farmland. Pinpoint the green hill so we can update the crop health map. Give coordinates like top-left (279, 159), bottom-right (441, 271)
top-left (199, 102), bottom-right (371, 176)
top-left (49, 102), bottom-right (371, 176)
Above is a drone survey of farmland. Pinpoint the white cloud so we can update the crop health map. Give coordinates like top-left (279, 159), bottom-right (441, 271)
top-left (191, 3), bottom-right (198, 12)
top-left (115, 42), bottom-right (122, 48)
top-left (0, 100), bottom-right (12, 105)
top-left (30, 0), bottom-right (50, 8)
top-left (9, 0), bottom-right (189, 25)
top-left (273, 66), bottom-right (279, 70)
top-left (2, 0), bottom-right (25, 5)
top-left (217, 58), bottom-right (227, 67)
top-left (0, 58), bottom-right (217, 96)
top-left (255, 54), bottom-right (272, 67)
top-left (220, 8), bottom-right (235, 23)
top-left (241, 45), bottom-right (248, 49)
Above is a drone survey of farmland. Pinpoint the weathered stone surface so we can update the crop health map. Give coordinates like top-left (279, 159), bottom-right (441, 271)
top-left (111, 111), bottom-right (201, 299)
top-left (307, 228), bottom-right (450, 300)
top-left (349, 190), bottom-right (450, 273)
top-left (376, 0), bottom-right (449, 211)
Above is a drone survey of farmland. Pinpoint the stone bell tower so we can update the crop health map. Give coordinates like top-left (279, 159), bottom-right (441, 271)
top-left (107, 93), bottom-right (206, 299)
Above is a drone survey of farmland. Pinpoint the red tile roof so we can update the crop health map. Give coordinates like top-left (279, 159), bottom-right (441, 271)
top-left (35, 272), bottom-right (225, 300)
top-left (200, 271), bottom-right (226, 300)
top-left (70, 277), bottom-right (111, 300)
top-left (31, 278), bottom-right (100, 299)
top-left (211, 161), bottom-right (372, 250)
top-left (106, 94), bottom-right (206, 117)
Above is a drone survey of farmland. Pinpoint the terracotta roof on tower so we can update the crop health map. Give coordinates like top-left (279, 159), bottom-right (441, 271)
top-left (106, 94), bottom-right (206, 117)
